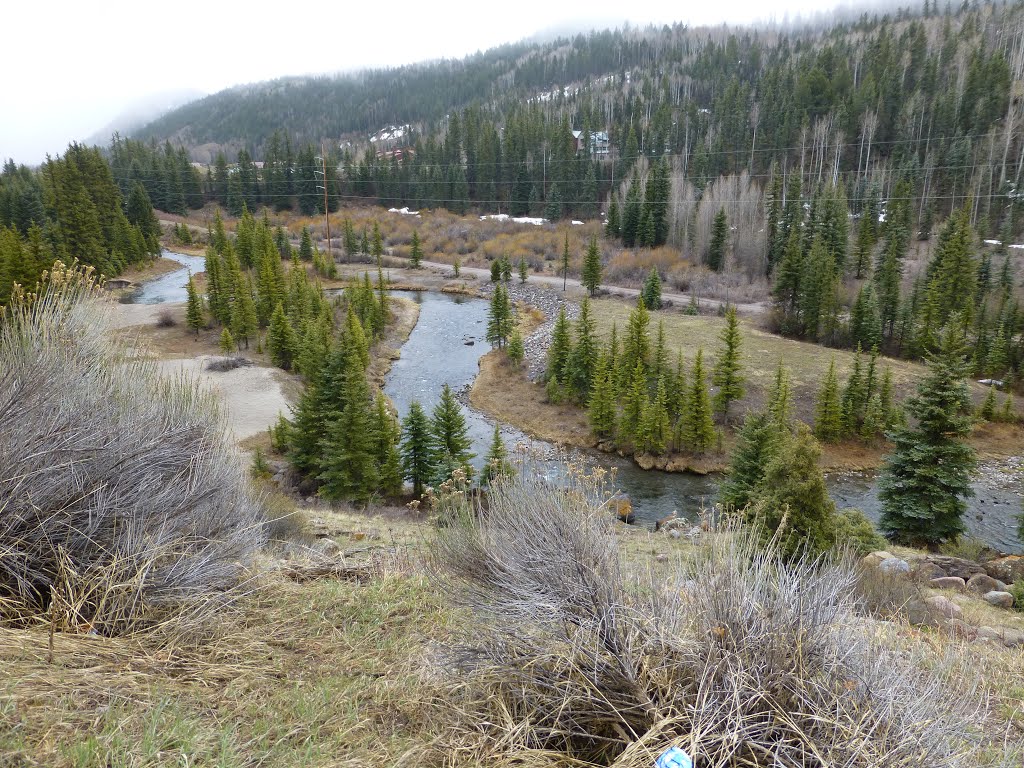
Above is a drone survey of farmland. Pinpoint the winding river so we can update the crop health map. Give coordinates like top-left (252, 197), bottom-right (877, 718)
top-left (133, 256), bottom-right (1022, 552)
top-left (383, 291), bottom-right (1024, 553)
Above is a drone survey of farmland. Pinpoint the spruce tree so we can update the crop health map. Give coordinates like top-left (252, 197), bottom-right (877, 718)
top-left (605, 196), bottom-right (621, 238)
top-left (518, 256), bottom-right (528, 283)
top-left (750, 424), bottom-right (837, 559)
top-left (299, 227), bottom-right (314, 261)
top-left (815, 358), bottom-right (844, 442)
top-left (767, 360), bottom-right (793, 430)
top-left (641, 376), bottom-right (671, 454)
top-left (588, 353), bottom-right (617, 439)
top-left (581, 235), bottom-right (602, 296)
top-left (978, 385), bottom-right (997, 421)
top-left (318, 352), bottom-right (378, 502)
top-left (430, 384), bottom-right (475, 484)
top-left (719, 411), bottom-right (777, 510)
top-left (878, 325), bottom-right (977, 547)
top-left (711, 307), bottom-right (745, 421)
top-left (185, 274), bottom-right (204, 337)
top-left (566, 297), bottom-right (597, 400)
top-left (507, 327), bottom-right (525, 366)
top-left (683, 348), bottom-right (716, 453)
top-left (641, 267), bottom-right (662, 310)
top-left (490, 258), bottom-right (502, 283)
top-left (486, 284), bottom-right (513, 349)
top-left (268, 302), bottom-right (297, 370)
top-left (230, 275), bottom-right (258, 349)
top-left (620, 298), bottom-right (650, 383)
top-left (373, 393), bottom-right (403, 496)
top-left (371, 221), bottom-right (384, 265)
top-left (561, 232), bottom-right (571, 291)
top-left (409, 229), bottom-right (423, 268)
top-left (219, 327), bottom-right (235, 354)
top-left (619, 360), bottom-right (648, 445)
top-left (401, 401), bottom-right (435, 498)
top-left (481, 423), bottom-right (512, 486)
top-left (545, 305), bottom-right (572, 389)
top-left (707, 208), bottom-right (728, 271)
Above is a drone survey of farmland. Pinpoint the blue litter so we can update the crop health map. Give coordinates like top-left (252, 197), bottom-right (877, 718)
top-left (656, 746), bottom-right (693, 768)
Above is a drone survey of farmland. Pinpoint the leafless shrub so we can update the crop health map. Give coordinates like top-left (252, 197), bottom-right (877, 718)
top-left (155, 307), bottom-right (177, 327)
top-left (205, 356), bottom-right (253, 372)
top-left (0, 263), bottom-right (266, 636)
top-left (430, 469), bottom-right (993, 767)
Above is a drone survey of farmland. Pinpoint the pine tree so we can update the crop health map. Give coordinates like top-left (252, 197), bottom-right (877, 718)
top-left (481, 423), bottom-right (512, 486)
top-left (401, 401), bottom-right (435, 498)
top-left (503, 325), bottom-right (523, 366)
top-left (409, 229), bottom-right (423, 268)
top-left (588, 353), bottom-right (617, 439)
top-left (430, 384), bottom-right (475, 484)
top-left (719, 411), bottom-right (777, 510)
top-left (230, 275), bottom-right (258, 349)
top-left (318, 352), bottom-right (378, 502)
top-left (707, 208), bottom-right (728, 271)
top-left (605, 196), bottom-right (621, 238)
top-left (641, 267), bottom-right (662, 310)
top-left (815, 358), bottom-right (844, 442)
top-left (219, 327), bottom-right (235, 353)
top-left (767, 360), bottom-right (793, 431)
top-left (500, 255), bottom-right (512, 283)
top-left (518, 256), bottom-right (528, 283)
top-left (620, 298), bottom-right (650, 383)
top-left (299, 227), bottom-right (314, 261)
top-left (651, 321), bottom-right (669, 382)
top-left (581, 235), bottom-right (602, 296)
top-left (486, 284), bottom-right (513, 349)
top-left (850, 283), bottom-right (882, 351)
top-left (490, 258), bottom-right (502, 283)
top-left (683, 348), bottom-right (716, 453)
top-left (566, 296), bottom-right (597, 399)
top-left (185, 274), bottom-right (204, 337)
top-left (371, 221), bottom-right (384, 266)
top-left (841, 346), bottom-right (866, 435)
top-left (545, 305), bottom-right (572, 387)
top-left (879, 324), bottom-right (977, 547)
top-left (979, 385), bottom-right (997, 421)
top-left (750, 424), bottom-right (837, 559)
top-left (712, 307), bottom-right (745, 421)
top-left (268, 302), bottom-right (297, 370)
top-left (619, 360), bottom-right (648, 445)
top-left (640, 376), bottom-right (671, 454)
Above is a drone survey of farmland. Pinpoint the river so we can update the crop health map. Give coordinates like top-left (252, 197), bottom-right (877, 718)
top-left (126, 250), bottom-right (207, 304)
top-left (383, 290), bottom-right (1024, 553)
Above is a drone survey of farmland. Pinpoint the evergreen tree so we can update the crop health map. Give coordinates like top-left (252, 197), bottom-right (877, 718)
top-left (588, 353), bottom-right (617, 439)
top-left (319, 351), bottom-right (378, 502)
top-left (640, 376), bottom-right (671, 454)
top-left (581, 235), bottom-right (602, 296)
top-left (409, 229), bottom-right (423, 268)
top-left (605, 196), bottom-right (621, 238)
top-left (850, 283), bottom-right (882, 351)
top-left (230, 275), bottom-right (258, 349)
top-left (707, 208), bottom-right (728, 271)
top-left (767, 359), bottom-right (793, 430)
top-left (566, 297), bottom-right (597, 399)
top-left (978, 385), bottom-right (997, 421)
top-left (683, 348), bottom-right (716, 453)
top-left (486, 283), bottom-right (513, 349)
top-left (507, 327), bottom-right (524, 366)
top-left (620, 298), bottom-right (650, 383)
top-left (430, 384), bottom-right (475, 484)
top-left (268, 302), bottom-right (297, 370)
top-left (719, 411), bottom-right (777, 510)
top-left (371, 221), bottom-right (384, 265)
top-left (373, 393), bottom-right (403, 496)
top-left (490, 258), bottom-right (502, 283)
top-left (219, 327), bottom-right (235, 353)
top-left (561, 232), bottom-right (571, 291)
top-left (878, 325), bottom-right (977, 547)
top-left (711, 307), bottom-right (745, 420)
top-left (481, 423), bottom-right (512, 486)
top-left (545, 305), bottom-right (572, 387)
top-left (641, 267), bottom-right (662, 310)
top-left (815, 358), bottom-right (844, 442)
top-left (298, 227), bottom-right (314, 261)
top-left (518, 256), bottom-right (528, 283)
top-left (750, 424), bottom-right (837, 559)
top-left (619, 360), bottom-right (648, 445)
top-left (401, 401), bottom-right (435, 498)
top-left (185, 274), bottom-right (204, 337)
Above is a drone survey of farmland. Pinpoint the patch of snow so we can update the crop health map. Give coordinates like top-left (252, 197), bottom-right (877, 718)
top-left (1010, 243), bottom-right (1024, 250)
top-left (984, 239), bottom-right (1002, 246)
top-left (369, 124), bottom-right (409, 143)
top-left (571, 220), bottom-right (584, 226)
top-left (480, 214), bottom-right (547, 226)
top-left (388, 207), bottom-right (420, 217)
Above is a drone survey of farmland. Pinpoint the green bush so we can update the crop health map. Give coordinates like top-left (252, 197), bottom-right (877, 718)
top-left (938, 536), bottom-right (990, 562)
top-left (834, 508), bottom-right (887, 556)
top-left (1009, 580), bottom-right (1024, 612)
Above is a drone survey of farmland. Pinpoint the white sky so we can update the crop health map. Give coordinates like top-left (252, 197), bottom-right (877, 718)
top-left (1, 0), bottom-right (842, 165)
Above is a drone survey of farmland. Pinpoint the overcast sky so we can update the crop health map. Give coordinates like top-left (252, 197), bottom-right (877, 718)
top-left (2, 0), bottom-right (845, 165)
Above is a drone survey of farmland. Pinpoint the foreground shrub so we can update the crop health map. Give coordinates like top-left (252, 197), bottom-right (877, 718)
top-left (0, 264), bottom-right (265, 635)
top-left (834, 507), bottom-right (887, 556)
top-left (431, 469), bottom-right (989, 767)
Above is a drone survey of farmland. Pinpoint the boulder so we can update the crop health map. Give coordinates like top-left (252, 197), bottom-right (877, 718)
top-left (869, 550), bottom-right (896, 561)
top-left (912, 562), bottom-right (948, 581)
top-left (929, 576), bottom-right (966, 591)
top-left (977, 626), bottom-right (1024, 648)
top-left (314, 538), bottom-right (341, 558)
top-left (984, 556), bottom-right (1024, 584)
top-left (924, 595), bottom-right (963, 620)
top-left (861, 550), bottom-right (895, 568)
top-left (965, 573), bottom-right (1001, 596)
top-left (921, 555), bottom-right (987, 580)
top-left (879, 557), bottom-right (911, 575)
top-left (606, 492), bottom-right (634, 524)
top-left (983, 591), bottom-right (1015, 609)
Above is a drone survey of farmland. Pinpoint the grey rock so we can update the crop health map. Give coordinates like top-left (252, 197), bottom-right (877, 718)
top-left (912, 562), bottom-right (948, 581)
top-left (879, 557), bottom-right (911, 575)
top-left (922, 555), bottom-right (986, 580)
top-left (977, 626), bottom-right (1024, 648)
top-left (669, 530), bottom-right (682, 539)
top-left (984, 556), bottom-right (1024, 584)
top-left (983, 590), bottom-right (1015, 609)
top-left (966, 573), bottom-right (1001, 596)
top-left (925, 595), bottom-right (963, 620)
top-left (929, 576), bottom-right (967, 591)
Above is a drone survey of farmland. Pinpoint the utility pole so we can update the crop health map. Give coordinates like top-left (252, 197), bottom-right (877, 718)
top-left (317, 144), bottom-right (332, 263)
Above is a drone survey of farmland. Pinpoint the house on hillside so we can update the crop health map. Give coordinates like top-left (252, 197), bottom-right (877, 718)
top-left (571, 130), bottom-right (611, 156)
